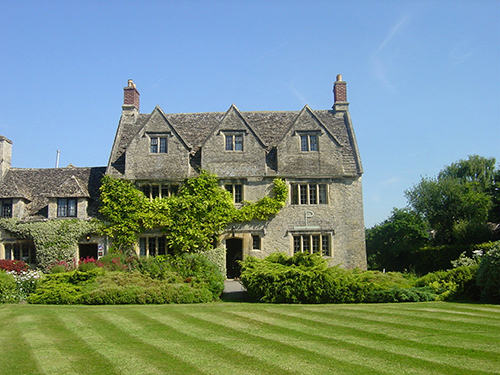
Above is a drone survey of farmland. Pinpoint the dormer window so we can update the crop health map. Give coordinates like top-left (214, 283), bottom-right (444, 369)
top-left (58, 198), bottom-right (77, 217)
top-left (225, 133), bottom-right (243, 151)
top-left (300, 133), bottom-right (318, 151)
top-left (0, 199), bottom-right (12, 218)
top-left (149, 135), bottom-right (168, 153)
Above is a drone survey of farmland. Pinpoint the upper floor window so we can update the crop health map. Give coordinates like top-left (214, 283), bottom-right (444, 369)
top-left (225, 184), bottom-right (243, 203)
top-left (300, 134), bottom-right (318, 151)
top-left (293, 233), bottom-right (331, 257)
top-left (141, 183), bottom-right (179, 200)
top-left (225, 134), bottom-right (243, 151)
top-left (291, 184), bottom-right (327, 205)
top-left (58, 198), bottom-right (77, 217)
top-left (150, 136), bottom-right (168, 153)
top-left (1, 199), bottom-right (12, 218)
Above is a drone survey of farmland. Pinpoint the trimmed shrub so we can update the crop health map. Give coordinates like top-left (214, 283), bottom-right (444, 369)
top-left (476, 242), bottom-right (500, 303)
top-left (0, 270), bottom-right (18, 303)
top-left (365, 287), bottom-right (436, 303)
top-left (415, 265), bottom-right (479, 301)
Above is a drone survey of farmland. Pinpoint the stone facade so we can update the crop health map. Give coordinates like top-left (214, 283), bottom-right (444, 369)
top-left (108, 75), bottom-right (367, 273)
top-left (0, 76), bottom-right (366, 274)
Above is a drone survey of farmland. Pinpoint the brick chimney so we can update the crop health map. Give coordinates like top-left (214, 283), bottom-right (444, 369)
top-left (333, 74), bottom-right (349, 112)
top-left (123, 79), bottom-right (140, 112)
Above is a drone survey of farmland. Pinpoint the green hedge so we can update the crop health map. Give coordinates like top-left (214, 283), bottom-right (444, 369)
top-left (476, 242), bottom-right (500, 303)
top-left (240, 253), bottom-right (436, 304)
top-left (28, 253), bottom-right (225, 305)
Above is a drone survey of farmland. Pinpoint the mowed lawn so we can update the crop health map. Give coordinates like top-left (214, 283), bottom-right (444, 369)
top-left (0, 301), bottom-right (499, 375)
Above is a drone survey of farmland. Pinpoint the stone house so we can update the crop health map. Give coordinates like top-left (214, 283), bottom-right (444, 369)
top-left (0, 136), bottom-right (106, 266)
top-left (108, 76), bottom-right (366, 275)
top-left (0, 75), bottom-right (366, 275)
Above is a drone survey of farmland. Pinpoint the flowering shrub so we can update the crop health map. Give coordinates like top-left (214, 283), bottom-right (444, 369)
top-left (0, 270), bottom-right (18, 303)
top-left (7, 269), bottom-right (42, 300)
top-left (0, 259), bottom-right (29, 274)
top-left (48, 259), bottom-right (77, 274)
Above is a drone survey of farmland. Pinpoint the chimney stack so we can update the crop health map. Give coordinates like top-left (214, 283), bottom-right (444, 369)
top-left (333, 74), bottom-right (349, 112)
top-left (0, 136), bottom-right (12, 180)
top-left (123, 79), bottom-right (140, 112)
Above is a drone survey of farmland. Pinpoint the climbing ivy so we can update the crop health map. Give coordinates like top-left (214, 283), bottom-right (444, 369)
top-left (0, 218), bottom-right (103, 271)
top-left (99, 171), bottom-right (288, 253)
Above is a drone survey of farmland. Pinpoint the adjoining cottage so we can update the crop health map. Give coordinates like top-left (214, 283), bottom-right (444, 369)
top-left (0, 76), bottom-right (367, 275)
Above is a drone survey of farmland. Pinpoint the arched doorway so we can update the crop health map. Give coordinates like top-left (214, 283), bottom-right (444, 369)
top-left (226, 238), bottom-right (243, 279)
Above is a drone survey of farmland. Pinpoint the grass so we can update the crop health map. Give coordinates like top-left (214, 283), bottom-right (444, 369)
top-left (0, 301), bottom-right (499, 374)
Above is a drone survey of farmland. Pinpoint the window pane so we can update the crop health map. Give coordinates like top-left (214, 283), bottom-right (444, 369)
top-left (293, 236), bottom-right (301, 254)
top-left (159, 138), bottom-right (167, 153)
top-left (148, 237), bottom-right (156, 256)
top-left (13, 244), bottom-right (21, 260)
top-left (58, 199), bottom-right (67, 217)
top-left (151, 185), bottom-right (159, 198)
top-left (300, 135), bottom-right (308, 151)
top-left (139, 238), bottom-right (147, 256)
top-left (322, 235), bottom-right (330, 256)
top-left (234, 185), bottom-right (242, 203)
top-left (158, 237), bottom-right (166, 255)
top-left (234, 135), bottom-right (243, 151)
top-left (319, 185), bottom-right (327, 204)
top-left (300, 185), bottom-right (308, 204)
top-left (150, 137), bottom-right (158, 153)
top-left (1, 199), bottom-right (12, 218)
top-left (5, 244), bottom-right (11, 260)
top-left (291, 184), bottom-right (298, 205)
top-left (309, 184), bottom-right (317, 204)
top-left (312, 236), bottom-right (320, 253)
top-left (141, 185), bottom-right (151, 199)
top-left (303, 236), bottom-right (310, 253)
top-left (310, 135), bottom-right (318, 151)
top-left (225, 135), bottom-right (233, 150)
top-left (161, 185), bottom-right (169, 198)
top-left (171, 185), bottom-right (179, 195)
top-left (252, 235), bottom-right (261, 250)
top-left (68, 199), bottom-right (77, 217)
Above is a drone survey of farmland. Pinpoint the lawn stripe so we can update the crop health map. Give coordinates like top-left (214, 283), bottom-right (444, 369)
top-left (59, 306), bottom-right (203, 375)
top-left (252, 306), bottom-right (500, 374)
top-left (108, 306), bottom-right (301, 375)
top-left (307, 304), bottom-right (500, 340)
top-left (291, 305), bottom-right (500, 354)
top-left (0, 306), bottom-right (42, 374)
top-left (159, 306), bottom-right (391, 375)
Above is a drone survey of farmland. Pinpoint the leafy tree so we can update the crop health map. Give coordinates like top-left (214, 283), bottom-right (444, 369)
top-left (405, 155), bottom-right (497, 245)
top-left (366, 208), bottom-right (429, 271)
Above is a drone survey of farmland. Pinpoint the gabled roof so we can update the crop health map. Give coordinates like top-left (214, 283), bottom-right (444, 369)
top-left (107, 104), bottom-right (363, 176)
top-left (0, 166), bottom-right (106, 217)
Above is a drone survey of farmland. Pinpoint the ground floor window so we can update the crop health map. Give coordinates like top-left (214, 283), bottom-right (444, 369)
top-left (252, 234), bottom-right (261, 250)
top-left (293, 233), bottom-right (331, 256)
top-left (4, 242), bottom-right (36, 264)
top-left (139, 236), bottom-right (171, 256)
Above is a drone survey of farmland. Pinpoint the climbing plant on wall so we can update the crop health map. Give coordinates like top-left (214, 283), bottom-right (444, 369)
top-left (0, 218), bottom-right (103, 271)
top-left (99, 171), bottom-right (288, 253)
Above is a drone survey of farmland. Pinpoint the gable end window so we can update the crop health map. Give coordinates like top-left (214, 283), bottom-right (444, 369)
top-left (150, 136), bottom-right (168, 153)
top-left (1, 199), bottom-right (12, 218)
top-left (291, 184), bottom-right (328, 205)
top-left (58, 198), bottom-right (77, 217)
top-left (225, 134), bottom-right (243, 151)
top-left (300, 134), bottom-right (318, 151)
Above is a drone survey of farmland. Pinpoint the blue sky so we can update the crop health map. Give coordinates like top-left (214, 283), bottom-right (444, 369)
top-left (1, 0), bottom-right (498, 228)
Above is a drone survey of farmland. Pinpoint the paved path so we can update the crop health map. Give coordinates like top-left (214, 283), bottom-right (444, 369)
top-left (224, 279), bottom-right (246, 292)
